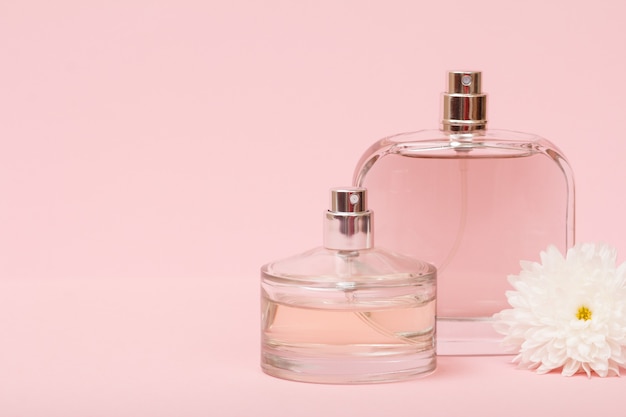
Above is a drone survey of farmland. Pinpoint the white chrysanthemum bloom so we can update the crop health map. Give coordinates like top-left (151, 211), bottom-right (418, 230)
top-left (493, 243), bottom-right (626, 377)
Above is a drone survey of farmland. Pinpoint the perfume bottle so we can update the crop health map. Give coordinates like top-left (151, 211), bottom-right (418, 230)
top-left (261, 187), bottom-right (436, 384)
top-left (353, 71), bottom-right (574, 356)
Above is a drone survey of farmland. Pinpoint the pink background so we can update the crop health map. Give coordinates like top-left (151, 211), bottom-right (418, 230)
top-left (1, 1), bottom-right (625, 415)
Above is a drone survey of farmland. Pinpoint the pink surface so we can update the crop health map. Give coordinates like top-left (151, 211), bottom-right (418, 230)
top-left (1, 1), bottom-right (626, 415)
top-left (2, 276), bottom-right (625, 417)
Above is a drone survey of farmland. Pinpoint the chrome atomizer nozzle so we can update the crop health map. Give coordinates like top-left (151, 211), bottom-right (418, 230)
top-left (323, 187), bottom-right (373, 251)
top-left (442, 70), bottom-right (487, 132)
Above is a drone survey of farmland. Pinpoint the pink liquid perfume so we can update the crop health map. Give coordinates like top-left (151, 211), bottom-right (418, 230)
top-left (261, 187), bottom-right (436, 383)
top-left (353, 71), bottom-right (575, 355)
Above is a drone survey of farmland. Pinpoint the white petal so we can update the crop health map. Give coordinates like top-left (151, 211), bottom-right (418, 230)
top-left (562, 359), bottom-right (580, 376)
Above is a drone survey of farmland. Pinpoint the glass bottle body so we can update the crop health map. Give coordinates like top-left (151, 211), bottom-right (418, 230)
top-left (261, 246), bottom-right (436, 384)
top-left (353, 129), bottom-right (574, 355)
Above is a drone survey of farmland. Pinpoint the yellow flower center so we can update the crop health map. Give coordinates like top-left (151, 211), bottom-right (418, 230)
top-left (576, 305), bottom-right (592, 321)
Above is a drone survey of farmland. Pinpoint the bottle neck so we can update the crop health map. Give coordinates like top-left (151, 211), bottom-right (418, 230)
top-left (442, 129), bottom-right (487, 142)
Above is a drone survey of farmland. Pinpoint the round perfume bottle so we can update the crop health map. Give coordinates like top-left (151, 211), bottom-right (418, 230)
top-left (260, 187), bottom-right (437, 384)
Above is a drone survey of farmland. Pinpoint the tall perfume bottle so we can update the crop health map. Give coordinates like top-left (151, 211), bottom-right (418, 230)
top-left (353, 71), bottom-right (574, 355)
top-left (261, 187), bottom-right (436, 384)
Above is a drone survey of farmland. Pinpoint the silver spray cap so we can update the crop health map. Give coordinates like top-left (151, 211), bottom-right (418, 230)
top-left (441, 70), bottom-right (487, 132)
top-left (323, 187), bottom-right (373, 250)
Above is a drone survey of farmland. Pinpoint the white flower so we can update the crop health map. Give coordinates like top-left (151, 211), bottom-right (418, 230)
top-left (493, 243), bottom-right (626, 377)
